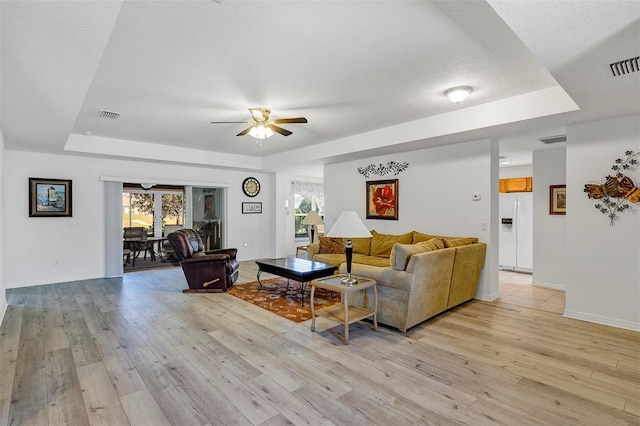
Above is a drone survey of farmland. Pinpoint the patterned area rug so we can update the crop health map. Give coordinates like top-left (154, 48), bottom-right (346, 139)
top-left (226, 277), bottom-right (338, 322)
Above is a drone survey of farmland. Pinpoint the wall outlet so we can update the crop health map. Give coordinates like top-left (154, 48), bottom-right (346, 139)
top-left (472, 193), bottom-right (481, 201)
top-left (481, 223), bottom-right (488, 231)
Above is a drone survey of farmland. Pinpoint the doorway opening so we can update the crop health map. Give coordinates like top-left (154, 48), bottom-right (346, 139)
top-left (122, 184), bottom-right (185, 272)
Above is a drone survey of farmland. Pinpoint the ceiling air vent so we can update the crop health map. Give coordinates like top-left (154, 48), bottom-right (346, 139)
top-left (538, 134), bottom-right (566, 145)
top-left (609, 56), bottom-right (639, 77)
top-left (99, 110), bottom-right (121, 120)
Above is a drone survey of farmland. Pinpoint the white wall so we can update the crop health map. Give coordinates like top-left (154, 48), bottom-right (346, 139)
top-left (565, 114), bottom-right (640, 330)
top-left (499, 164), bottom-right (532, 179)
top-left (0, 129), bottom-right (6, 321)
top-left (532, 148), bottom-right (566, 290)
top-left (4, 150), bottom-right (275, 288)
top-left (324, 139), bottom-right (498, 301)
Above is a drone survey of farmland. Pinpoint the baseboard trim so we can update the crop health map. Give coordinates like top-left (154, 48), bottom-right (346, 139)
top-left (6, 274), bottom-right (104, 289)
top-left (532, 280), bottom-right (566, 291)
top-left (475, 291), bottom-right (500, 302)
top-left (564, 309), bottom-right (640, 331)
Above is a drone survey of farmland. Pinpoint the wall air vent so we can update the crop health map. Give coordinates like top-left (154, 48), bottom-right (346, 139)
top-left (538, 135), bottom-right (567, 145)
top-left (609, 56), bottom-right (639, 77)
top-left (98, 110), bottom-right (121, 120)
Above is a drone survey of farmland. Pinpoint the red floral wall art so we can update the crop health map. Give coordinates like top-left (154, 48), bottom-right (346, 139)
top-left (366, 179), bottom-right (398, 220)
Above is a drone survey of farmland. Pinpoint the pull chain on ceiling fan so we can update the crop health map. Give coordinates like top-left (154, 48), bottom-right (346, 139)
top-left (210, 107), bottom-right (308, 144)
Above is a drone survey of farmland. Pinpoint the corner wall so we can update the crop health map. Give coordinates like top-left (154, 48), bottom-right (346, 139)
top-left (0, 129), bottom-right (6, 321)
top-left (324, 139), bottom-right (498, 301)
top-left (532, 148), bottom-right (566, 289)
top-left (565, 114), bottom-right (640, 330)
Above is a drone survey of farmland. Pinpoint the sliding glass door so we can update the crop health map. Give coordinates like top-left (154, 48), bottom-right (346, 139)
top-left (122, 185), bottom-right (185, 237)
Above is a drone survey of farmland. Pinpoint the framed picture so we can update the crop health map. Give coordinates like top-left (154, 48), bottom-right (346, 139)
top-left (29, 177), bottom-right (72, 217)
top-left (242, 202), bottom-right (262, 214)
top-left (204, 194), bottom-right (214, 213)
top-left (549, 185), bottom-right (566, 215)
top-left (366, 179), bottom-right (398, 220)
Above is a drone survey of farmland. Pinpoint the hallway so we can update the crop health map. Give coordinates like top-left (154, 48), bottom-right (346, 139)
top-left (498, 270), bottom-right (565, 314)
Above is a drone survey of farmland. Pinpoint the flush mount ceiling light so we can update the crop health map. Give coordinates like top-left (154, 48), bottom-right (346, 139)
top-left (140, 183), bottom-right (155, 190)
top-left (445, 86), bottom-right (472, 104)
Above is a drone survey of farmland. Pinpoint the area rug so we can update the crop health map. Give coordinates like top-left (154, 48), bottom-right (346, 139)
top-left (226, 277), bottom-right (338, 322)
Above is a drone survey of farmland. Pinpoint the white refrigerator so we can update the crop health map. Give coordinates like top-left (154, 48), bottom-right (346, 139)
top-left (499, 192), bottom-right (533, 273)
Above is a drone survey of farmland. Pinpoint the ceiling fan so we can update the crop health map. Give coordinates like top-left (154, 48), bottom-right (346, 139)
top-left (210, 107), bottom-right (308, 139)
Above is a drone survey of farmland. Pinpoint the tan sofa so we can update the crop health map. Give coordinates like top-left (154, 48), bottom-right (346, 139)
top-left (307, 231), bottom-right (487, 333)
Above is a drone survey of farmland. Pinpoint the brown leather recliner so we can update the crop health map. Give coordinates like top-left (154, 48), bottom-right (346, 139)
top-left (167, 229), bottom-right (239, 292)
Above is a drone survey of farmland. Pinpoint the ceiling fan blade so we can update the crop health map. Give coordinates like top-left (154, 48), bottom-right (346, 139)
top-left (236, 127), bottom-right (253, 136)
top-left (249, 107), bottom-right (270, 122)
top-left (268, 124), bottom-right (292, 136)
top-left (273, 117), bottom-right (308, 124)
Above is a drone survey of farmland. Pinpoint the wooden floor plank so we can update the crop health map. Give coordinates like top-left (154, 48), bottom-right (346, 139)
top-left (46, 348), bottom-right (90, 426)
top-left (76, 361), bottom-right (131, 425)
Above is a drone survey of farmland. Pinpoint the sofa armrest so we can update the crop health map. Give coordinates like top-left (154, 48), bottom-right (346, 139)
top-left (181, 253), bottom-right (230, 265)
top-left (307, 243), bottom-right (320, 260)
top-left (206, 248), bottom-right (237, 259)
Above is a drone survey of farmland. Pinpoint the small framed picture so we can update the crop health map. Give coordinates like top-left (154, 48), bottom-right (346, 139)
top-left (549, 185), bottom-right (566, 215)
top-left (29, 178), bottom-right (73, 217)
top-left (242, 202), bottom-right (262, 214)
top-left (366, 179), bottom-right (398, 220)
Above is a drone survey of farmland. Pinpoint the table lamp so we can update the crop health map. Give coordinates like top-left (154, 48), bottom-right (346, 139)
top-left (326, 211), bottom-right (370, 284)
top-left (302, 211), bottom-right (324, 244)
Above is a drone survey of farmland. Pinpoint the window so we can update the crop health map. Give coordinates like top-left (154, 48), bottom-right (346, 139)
top-left (292, 181), bottom-right (324, 239)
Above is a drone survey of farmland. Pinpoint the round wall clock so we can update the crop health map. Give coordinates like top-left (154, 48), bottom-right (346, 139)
top-left (242, 177), bottom-right (260, 197)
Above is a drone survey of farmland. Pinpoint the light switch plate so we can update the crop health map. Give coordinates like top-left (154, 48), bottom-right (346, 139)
top-left (472, 193), bottom-right (481, 201)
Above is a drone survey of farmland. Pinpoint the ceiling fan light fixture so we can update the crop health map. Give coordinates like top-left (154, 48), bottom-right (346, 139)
top-left (248, 124), bottom-right (274, 139)
top-left (445, 86), bottom-right (472, 104)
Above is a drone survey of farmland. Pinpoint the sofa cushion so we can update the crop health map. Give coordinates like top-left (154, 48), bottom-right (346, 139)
top-left (318, 236), bottom-right (344, 254)
top-left (443, 237), bottom-right (479, 247)
top-left (350, 235), bottom-right (372, 255)
top-left (313, 253), bottom-right (346, 268)
top-left (355, 255), bottom-right (391, 268)
top-left (390, 237), bottom-right (444, 270)
top-left (412, 231), bottom-right (440, 243)
top-left (371, 231), bottom-right (413, 257)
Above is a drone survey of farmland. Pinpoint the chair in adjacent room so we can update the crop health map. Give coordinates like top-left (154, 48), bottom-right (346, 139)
top-left (167, 228), bottom-right (239, 292)
top-left (160, 224), bottom-right (183, 262)
top-left (123, 226), bottom-right (154, 266)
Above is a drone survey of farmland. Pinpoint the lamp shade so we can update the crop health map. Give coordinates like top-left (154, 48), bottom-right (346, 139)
top-left (326, 211), bottom-right (370, 238)
top-left (302, 211), bottom-right (324, 226)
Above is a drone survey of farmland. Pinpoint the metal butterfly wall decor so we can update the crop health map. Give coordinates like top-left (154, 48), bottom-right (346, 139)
top-left (584, 150), bottom-right (639, 226)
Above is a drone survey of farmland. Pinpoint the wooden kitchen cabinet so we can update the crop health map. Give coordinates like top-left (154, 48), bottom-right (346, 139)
top-left (499, 177), bottom-right (532, 193)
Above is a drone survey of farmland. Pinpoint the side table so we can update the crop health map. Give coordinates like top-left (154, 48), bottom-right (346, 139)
top-left (295, 245), bottom-right (309, 258)
top-left (310, 274), bottom-right (377, 344)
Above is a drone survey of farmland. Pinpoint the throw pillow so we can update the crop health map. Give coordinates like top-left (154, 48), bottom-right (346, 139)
top-left (443, 237), bottom-right (479, 248)
top-left (371, 230), bottom-right (413, 257)
top-left (318, 236), bottom-right (344, 254)
top-left (413, 231), bottom-right (440, 243)
top-left (390, 237), bottom-right (444, 270)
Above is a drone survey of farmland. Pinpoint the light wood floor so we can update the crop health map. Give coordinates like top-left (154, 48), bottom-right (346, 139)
top-left (1, 261), bottom-right (638, 425)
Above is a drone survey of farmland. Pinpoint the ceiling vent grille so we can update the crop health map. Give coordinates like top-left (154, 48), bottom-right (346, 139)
top-left (99, 110), bottom-right (121, 120)
top-left (538, 134), bottom-right (567, 144)
top-left (609, 56), bottom-right (639, 77)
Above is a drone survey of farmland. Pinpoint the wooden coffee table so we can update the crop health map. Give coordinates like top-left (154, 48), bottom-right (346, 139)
top-left (310, 274), bottom-right (377, 344)
top-left (255, 257), bottom-right (337, 306)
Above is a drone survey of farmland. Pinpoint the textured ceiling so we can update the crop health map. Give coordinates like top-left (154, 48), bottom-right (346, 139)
top-left (1, 1), bottom-right (638, 173)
